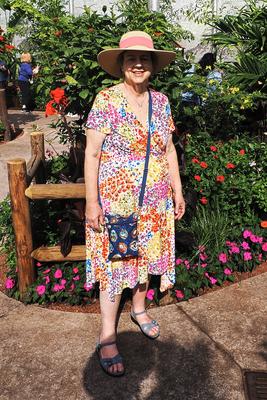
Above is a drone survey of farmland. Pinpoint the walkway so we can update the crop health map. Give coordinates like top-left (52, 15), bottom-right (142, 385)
top-left (0, 273), bottom-right (267, 399)
top-left (0, 110), bottom-right (67, 200)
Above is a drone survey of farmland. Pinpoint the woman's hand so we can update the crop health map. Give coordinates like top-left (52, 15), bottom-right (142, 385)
top-left (173, 191), bottom-right (186, 220)
top-left (85, 202), bottom-right (104, 232)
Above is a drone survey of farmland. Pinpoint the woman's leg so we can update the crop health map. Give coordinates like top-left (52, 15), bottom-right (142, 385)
top-left (99, 290), bottom-right (124, 374)
top-left (132, 282), bottom-right (159, 336)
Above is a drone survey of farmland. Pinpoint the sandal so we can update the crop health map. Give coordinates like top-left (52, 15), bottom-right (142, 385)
top-left (96, 341), bottom-right (125, 377)
top-left (130, 309), bottom-right (160, 339)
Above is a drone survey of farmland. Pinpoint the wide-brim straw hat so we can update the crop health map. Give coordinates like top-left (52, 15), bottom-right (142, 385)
top-left (97, 31), bottom-right (176, 78)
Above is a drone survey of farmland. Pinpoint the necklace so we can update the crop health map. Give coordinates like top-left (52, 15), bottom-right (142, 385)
top-left (123, 83), bottom-right (148, 109)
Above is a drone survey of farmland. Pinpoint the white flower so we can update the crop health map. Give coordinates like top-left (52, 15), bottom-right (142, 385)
top-left (249, 161), bottom-right (256, 167)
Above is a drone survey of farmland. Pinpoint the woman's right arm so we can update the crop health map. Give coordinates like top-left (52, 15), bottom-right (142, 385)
top-left (84, 128), bottom-right (106, 231)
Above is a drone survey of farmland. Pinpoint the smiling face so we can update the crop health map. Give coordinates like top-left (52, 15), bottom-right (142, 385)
top-left (121, 50), bottom-right (153, 87)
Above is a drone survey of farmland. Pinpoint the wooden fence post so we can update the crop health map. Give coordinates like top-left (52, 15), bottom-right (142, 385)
top-left (0, 88), bottom-right (11, 141)
top-left (30, 131), bottom-right (46, 183)
top-left (7, 158), bottom-right (35, 298)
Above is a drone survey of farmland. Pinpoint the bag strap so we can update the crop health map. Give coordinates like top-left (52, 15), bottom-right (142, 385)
top-left (138, 89), bottom-right (152, 208)
top-left (97, 89), bottom-right (153, 210)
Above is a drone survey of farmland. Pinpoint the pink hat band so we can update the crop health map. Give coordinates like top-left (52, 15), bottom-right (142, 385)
top-left (119, 36), bottom-right (154, 50)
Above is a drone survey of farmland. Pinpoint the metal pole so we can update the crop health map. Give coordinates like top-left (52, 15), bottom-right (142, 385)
top-left (69, 0), bottom-right (74, 15)
top-left (148, 0), bottom-right (160, 12)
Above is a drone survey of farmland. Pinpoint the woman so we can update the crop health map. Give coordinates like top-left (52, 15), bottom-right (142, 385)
top-left (85, 31), bottom-right (185, 377)
top-left (18, 53), bottom-right (37, 112)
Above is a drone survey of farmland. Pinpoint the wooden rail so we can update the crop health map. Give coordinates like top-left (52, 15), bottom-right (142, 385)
top-left (25, 183), bottom-right (85, 200)
top-left (31, 245), bottom-right (86, 262)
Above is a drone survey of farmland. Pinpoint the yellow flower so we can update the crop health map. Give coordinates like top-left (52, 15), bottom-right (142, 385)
top-left (229, 87), bottom-right (240, 94)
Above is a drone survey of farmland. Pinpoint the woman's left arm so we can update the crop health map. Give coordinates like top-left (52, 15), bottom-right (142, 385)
top-left (166, 135), bottom-right (185, 220)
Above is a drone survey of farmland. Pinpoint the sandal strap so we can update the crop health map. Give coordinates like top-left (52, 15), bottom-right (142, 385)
top-left (131, 309), bottom-right (147, 317)
top-left (96, 340), bottom-right (116, 350)
top-left (140, 321), bottom-right (159, 335)
top-left (100, 353), bottom-right (123, 368)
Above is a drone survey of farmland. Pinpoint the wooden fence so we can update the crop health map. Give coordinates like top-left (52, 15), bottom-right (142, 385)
top-left (7, 132), bottom-right (86, 298)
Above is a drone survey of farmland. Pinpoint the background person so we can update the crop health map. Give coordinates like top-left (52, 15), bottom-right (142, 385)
top-left (0, 60), bottom-right (9, 89)
top-left (84, 31), bottom-right (185, 377)
top-left (18, 52), bottom-right (37, 112)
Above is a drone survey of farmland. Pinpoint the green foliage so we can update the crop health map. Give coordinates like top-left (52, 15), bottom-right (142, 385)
top-left (0, 196), bottom-right (17, 286)
top-left (23, 262), bottom-right (95, 305)
top-left (176, 74), bottom-right (261, 137)
top-left (183, 133), bottom-right (267, 228)
top-left (206, 0), bottom-right (267, 93)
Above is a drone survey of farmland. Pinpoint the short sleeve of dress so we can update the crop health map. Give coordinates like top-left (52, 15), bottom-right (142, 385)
top-left (165, 98), bottom-right (175, 135)
top-left (85, 90), bottom-right (111, 135)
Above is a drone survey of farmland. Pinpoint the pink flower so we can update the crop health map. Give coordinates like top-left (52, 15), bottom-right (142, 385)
top-left (243, 252), bottom-right (252, 261)
top-left (54, 269), bottom-right (62, 279)
top-left (184, 260), bottom-right (190, 269)
top-left (200, 253), bottom-right (208, 261)
top-left (250, 234), bottom-right (258, 243)
top-left (43, 268), bottom-right (51, 274)
top-left (146, 289), bottom-right (155, 301)
top-left (198, 245), bottom-right (206, 252)
top-left (218, 253), bottom-right (227, 263)
top-left (243, 230), bottom-right (252, 239)
top-left (52, 284), bottom-right (63, 292)
top-left (84, 282), bottom-right (93, 291)
top-left (69, 283), bottom-right (75, 292)
top-left (258, 253), bottom-right (263, 261)
top-left (176, 258), bottom-right (183, 265)
top-left (209, 277), bottom-right (217, 285)
top-left (36, 262), bottom-right (42, 267)
top-left (175, 290), bottom-right (184, 299)
top-left (5, 277), bottom-right (15, 289)
top-left (73, 267), bottom-right (79, 274)
top-left (201, 263), bottom-right (207, 268)
top-left (60, 279), bottom-right (67, 286)
top-left (230, 245), bottom-right (240, 254)
top-left (205, 272), bottom-right (210, 278)
top-left (241, 241), bottom-right (250, 250)
top-left (36, 285), bottom-right (46, 296)
top-left (73, 275), bottom-right (80, 281)
top-left (224, 268), bottom-right (232, 275)
top-left (262, 243), bottom-right (267, 252)
top-left (44, 276), bottom-right (50, 284)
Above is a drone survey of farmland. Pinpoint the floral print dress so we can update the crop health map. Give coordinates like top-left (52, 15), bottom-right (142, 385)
top-left (85, 85), bottom-right (176, 301)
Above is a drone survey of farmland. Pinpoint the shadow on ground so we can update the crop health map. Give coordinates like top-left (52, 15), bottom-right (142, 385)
top-left (83, 331), bottom-right (218, 400)
top-left (9, 112), bottom-right (43, 127)
top-left (259, 336), bottom-right (267, 365)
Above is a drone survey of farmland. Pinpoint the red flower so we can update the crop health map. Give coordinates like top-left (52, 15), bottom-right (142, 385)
top-left (226, 163), bottom-right (236, 169)
top-left (200, 161), bottom-right (208, 169)
top-left (50, 88), bottom-right (65, 104)
top-left (216, 175), bottom-right (225, 183)
top-left (45, 100), bottom-right (58, 117)
top-left (4, 44), bottom-right (15, 50)
top-left (210, 145), bottom-right (217, 152)
top-left (213, 155), bottom-right (218, 159)
top-left (154, 31), bottom-right (163, 37)
top-left (0, 36), bottom-right (5, 41)
top-left (192, 157), bottom-right (199, 164)
top-left (55, 30), bottom-right (63, 37)
top-left (239, 149), bottom-right (245, 155)
top-left (194, 175), bottom-right (201, 181)
top-left (200, 197), bottom-right (208, 205)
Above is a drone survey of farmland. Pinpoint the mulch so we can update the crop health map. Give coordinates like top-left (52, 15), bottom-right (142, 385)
top-left (0, 252), bottom-right (266, 314)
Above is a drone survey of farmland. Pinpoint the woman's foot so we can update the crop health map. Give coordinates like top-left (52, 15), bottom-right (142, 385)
top-left (131, 308), bottom-right (160, 339)
top-left (97, 336), bottom-right (125, 376)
